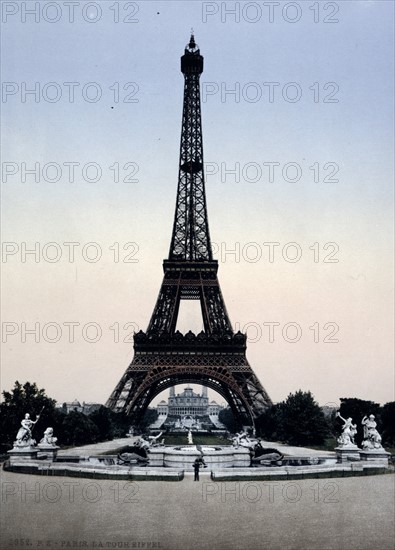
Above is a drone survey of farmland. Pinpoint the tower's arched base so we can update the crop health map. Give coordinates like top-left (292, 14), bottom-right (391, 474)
top-left (106, 333), bottom-right (272, 429)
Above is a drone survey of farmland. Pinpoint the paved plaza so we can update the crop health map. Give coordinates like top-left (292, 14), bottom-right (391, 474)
top-left (1, 438), bottom-right (394, 550)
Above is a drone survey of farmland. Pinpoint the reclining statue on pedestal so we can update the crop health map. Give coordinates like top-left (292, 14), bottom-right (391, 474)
top-left (40, 427), bottom-right (58, 446)
top-left (117, 433), bottom-right (157, 464)
top-left (231, 430), bottom-right (259, 449)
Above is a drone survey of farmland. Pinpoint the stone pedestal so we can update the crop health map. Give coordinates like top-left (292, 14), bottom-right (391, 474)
top-left (163, 446), bottom-right (201, 468)
top-left (232, 447), bottom-right (251, 468)
top-left (37, 444), bottom-right (60, 461)
top-left (335, 446), bottom-right (361, 463)
top-left (359, 449), bottom-right (391, 465)
top-left (8, 446), bottom-right (38, 464)
top-left (149, 445), bottom-right (252, 469)
top-left (148, 447), bottom-right (165, 467)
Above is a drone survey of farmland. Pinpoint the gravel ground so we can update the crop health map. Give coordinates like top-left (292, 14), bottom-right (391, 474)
top-left (1, 467), bottom-right (393, 550)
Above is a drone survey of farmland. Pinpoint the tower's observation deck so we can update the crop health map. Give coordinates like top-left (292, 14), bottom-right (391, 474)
top-left (181, 34), bottom-right (204, 74)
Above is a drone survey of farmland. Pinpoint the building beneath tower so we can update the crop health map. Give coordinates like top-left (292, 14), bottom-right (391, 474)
top-left (168, 386), bottom-right (209, 416)
top-left (152, 386), bottom-right (225, 431)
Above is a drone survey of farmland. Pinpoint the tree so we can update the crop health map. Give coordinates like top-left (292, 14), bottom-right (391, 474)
top-left (0, 381), bottom-right (58, 451)
top-left (89, 406), bottom-right (130, 441)
top-left (381, 402), bottom-right (395, 447)
top-left (107, 410), bottom-right (130, 438)
top-left (139, 408), bottom-right (159, 431)
top-left (280, 391), bottom-right (330, 445)
top-left (89, 406), bottom-right (114, 441)
top-left (256, 404), bottom-right (285, 441)
top-left (218, 407), bottom-right (242, 433)
top-left (324, 408), bottom-right (339, 440)
top-left (256, 391), bottom-right (330, 446)
top-left (61, 411), bottom-right (99, 446)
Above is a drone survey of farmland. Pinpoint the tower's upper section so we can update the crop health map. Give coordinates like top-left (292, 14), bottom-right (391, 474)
top-left (181, 33), bottom-right (204, 75)
top-left (168, 34), bottom-right (213, 262)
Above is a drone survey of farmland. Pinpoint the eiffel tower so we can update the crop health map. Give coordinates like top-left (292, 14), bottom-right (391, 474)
top-left (106, 34), bottom-right (272, 427)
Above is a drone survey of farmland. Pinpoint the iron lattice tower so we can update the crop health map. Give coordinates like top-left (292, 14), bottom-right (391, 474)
top-left (106, 35), bottom-right (272, 426)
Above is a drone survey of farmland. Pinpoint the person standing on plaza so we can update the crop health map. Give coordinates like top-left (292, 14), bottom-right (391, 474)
top-left (193, 457), bottom-right (206, 481)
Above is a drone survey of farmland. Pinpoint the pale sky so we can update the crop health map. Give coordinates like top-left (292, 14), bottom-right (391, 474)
top-left (1, 0), bottom-right (394, 408)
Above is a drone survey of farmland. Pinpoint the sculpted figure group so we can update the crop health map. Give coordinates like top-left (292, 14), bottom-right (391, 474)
top-left (134, 431), bottom-right (164, 451)
top-left (336, 411), bottom-right (383, 450)
top-left (12, 410), bottom-right (385, 456)
top-left (14, 412), bottom-right (57, 448)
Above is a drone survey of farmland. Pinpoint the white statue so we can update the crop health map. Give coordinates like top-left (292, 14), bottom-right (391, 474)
top-left (187, 430), bottom-right (193, 444)
top-left (15, 413), bottom-right (40, 447)
top-left (147, 431), bottom-right (163, 447)
top-left (136, 431), bottom-right (163, 451)
top-left (231, 430), bottom-right (259, 449)
top-left (136, 436), bottom-right (151, 451)
top-left (336, 413), bottom-right (357, 447)
top-left (361, 415), bottom-right (383, 450)
top-left (40, 427), bottom-right (58, 446)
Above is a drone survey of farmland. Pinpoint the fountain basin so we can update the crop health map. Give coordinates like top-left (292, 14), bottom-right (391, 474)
top-left (149, 445), bottom-right (251, 468)
top-left (252, 455), bottom-right (337, 467)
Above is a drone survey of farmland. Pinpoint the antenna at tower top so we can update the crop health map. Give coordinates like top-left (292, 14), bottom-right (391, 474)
top-left (188, 30), bottom-right (197, 51)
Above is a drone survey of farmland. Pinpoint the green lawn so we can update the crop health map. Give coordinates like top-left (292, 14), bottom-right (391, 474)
top-left (164, 434), bottom-right (232, 446)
